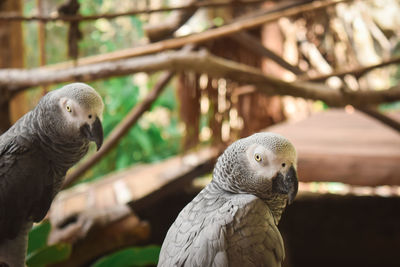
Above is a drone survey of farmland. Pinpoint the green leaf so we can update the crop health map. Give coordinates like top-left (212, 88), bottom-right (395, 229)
top-left (27, 221), bottom-right (51, 255)
top-left (26, 243), bottom-right (72, 267)
top-left (130, 16), bottom-right (144, 38)
top-left (154, 86), bottom-right (176, 110)
top-left (91, 245), bottom-right (161, 267)
top-left (131, 127), bottom-right (153, 156)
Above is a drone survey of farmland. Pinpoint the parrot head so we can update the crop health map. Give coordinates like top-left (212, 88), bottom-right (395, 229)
top-left (44, 83), bottom-right (104, 150)
top-left (213, 132), bottom-right (299, 205)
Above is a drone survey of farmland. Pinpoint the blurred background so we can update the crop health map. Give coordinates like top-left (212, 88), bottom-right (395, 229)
top-left (1, 0), bottom-right (400, 266)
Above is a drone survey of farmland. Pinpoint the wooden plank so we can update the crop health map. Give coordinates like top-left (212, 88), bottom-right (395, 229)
top-left (50, 147), bottom-right (218, 221)
top-left (298, 153), bottom-right (400, 186)
top-left (269, 109), bottom-right (400, 186)
top-left (128, 147), bottom-right (218, 212)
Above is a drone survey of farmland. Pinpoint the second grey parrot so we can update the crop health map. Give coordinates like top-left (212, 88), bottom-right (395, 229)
top-left (0, 83), bottom-right (104, 267)
top-left (158, 132), bottom-right (298, 267)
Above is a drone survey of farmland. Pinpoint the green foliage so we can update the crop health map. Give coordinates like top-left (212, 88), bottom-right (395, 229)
top-left (79, 1), bottom-right (145, 57)
top-left (26, 244), bottom-right (72, 267)
top-left (27, 221), bottom-right (51, 255)
top-left (91, 245), bottom-right (161, 267)
top-left (26, 221), bottom-right (72, 267)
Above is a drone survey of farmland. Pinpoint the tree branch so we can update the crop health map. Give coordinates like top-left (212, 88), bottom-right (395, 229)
top-left (35, 0), bottom-right (350, 70)
top-left (144, 0), bottom-right (199, 42)
top-left (2, 50), bottom-right (400, 106)
top-left (0, 0), bottom-right (266, 22)
top-left (300, 56), bottom-right (400, 82)
top-left (230, 31), bottom-right (304, 75)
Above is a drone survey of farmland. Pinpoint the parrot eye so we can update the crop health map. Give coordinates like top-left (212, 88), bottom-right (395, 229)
top-left (66, 105), bottom-right (72, 113)
top-left (282, 163), bottom-right (286, 167)
top-left (254, 154), bottom-right (262, 162)
top-left (88, 114), bottom-right (92, 119)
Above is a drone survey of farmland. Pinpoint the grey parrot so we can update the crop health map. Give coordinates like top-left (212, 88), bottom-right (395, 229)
top-left (0, 83), bottom-right (104, 267)
top-left (158, 132), bottom-right (298, 267)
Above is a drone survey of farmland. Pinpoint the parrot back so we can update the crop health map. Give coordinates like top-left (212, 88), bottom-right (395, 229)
top-left (158, 184), bottom-right (284, 267)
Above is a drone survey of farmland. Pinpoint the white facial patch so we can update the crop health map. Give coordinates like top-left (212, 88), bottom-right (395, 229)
top-left (59, 97), bottom-right (97, 129)
top-left (246, 144), bottom-right (279, 179)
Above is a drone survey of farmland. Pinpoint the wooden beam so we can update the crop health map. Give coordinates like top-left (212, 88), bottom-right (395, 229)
top-left (129, 148), bottom-right (219, 213)
top-left (51, 146), bottom-right (219, 223)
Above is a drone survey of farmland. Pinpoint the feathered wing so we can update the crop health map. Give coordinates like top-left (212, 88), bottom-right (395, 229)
top-left (158, 188), bottom-right (284, 267)
top-left (158, 188), bottom-right (230, 267)
top-left (226, 195), bottom-right (285, 267)
top-left (0, 133), bottom-right (55, 241)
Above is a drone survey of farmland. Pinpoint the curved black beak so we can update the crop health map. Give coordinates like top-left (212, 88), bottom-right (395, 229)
top-left (272, 165), bottom-right (299, 204)
top-left (80, 117), bottom-right (104, 151)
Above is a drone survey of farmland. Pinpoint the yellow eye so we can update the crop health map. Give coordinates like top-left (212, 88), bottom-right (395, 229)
top-left (254, 154), bottom-right (262, 162)
top-left (66, 105), bottom-right (72, 112)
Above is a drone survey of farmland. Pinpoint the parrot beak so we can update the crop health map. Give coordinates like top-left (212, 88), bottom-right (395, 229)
top-left (272, 165), bottom-right (299, 205)
top-left (80, 117), bottom-right (104, 150)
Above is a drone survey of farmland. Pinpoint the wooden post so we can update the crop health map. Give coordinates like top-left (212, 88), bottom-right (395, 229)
top-left (0, 0), bottom-right (25, 133)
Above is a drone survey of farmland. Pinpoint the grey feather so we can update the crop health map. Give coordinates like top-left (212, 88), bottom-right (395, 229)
top-left (0, 83), bottom-right (103, 266)
top-left (158, 132), bottom-right (298, 267)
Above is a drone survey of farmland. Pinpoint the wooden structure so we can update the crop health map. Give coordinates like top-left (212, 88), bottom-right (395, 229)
top-left (1, 0), bottom-right (400, 265)
top-left (47, 108), bottom-right (400, 265)
top-left (50, 109), bottom-right (400, 222)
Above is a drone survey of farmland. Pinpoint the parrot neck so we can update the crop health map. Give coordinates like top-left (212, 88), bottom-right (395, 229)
top-left (40, 134), bottom-right (89, 172)
top-left (212, 146), bottom-right (288, 225)
top-left (209, 179), bottom-right (286, 225)
top-left (38, 131), bottom-right (89, 175)
top-left (262, 195), bottom-right (287, 225)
